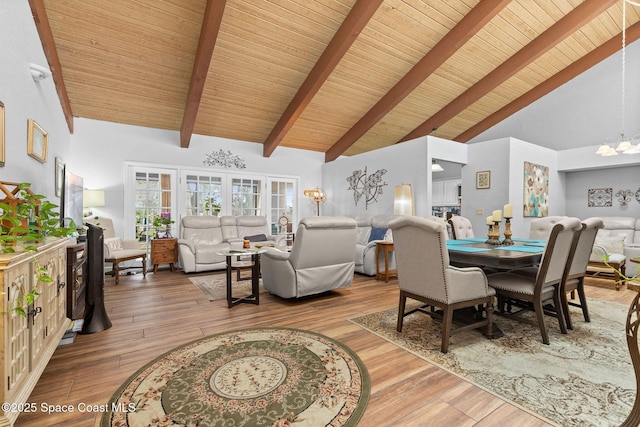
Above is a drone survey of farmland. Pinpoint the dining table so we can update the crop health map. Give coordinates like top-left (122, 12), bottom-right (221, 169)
top-left (447, 237), bottom-right (545, 270)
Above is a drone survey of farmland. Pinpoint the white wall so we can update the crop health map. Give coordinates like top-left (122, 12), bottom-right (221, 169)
top-left (463, 138), bottom-right (563, 238)
top-left (0, 1), bottom-right (71, 199)
top-left (67, 119), bottom-right (325, 236)
top-left (565, 165), bottom-right (640, 219)
top-left (321, 136), bottom-right (467, 217)
top-left (469, 40), bottom-right (640, 152)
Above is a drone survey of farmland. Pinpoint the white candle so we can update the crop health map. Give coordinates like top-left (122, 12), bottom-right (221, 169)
top-left (503, 204), bottom-right (513, 218)
top-left (486, 216), bottom-right (493, 225)
top-left (492, 209), bottom-right (502, 222)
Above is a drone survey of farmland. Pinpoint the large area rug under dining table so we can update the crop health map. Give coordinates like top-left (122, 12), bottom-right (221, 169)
top-left (101, 328), bottom-right (370, 426)
top-left (349, 299), bottom-right (634, 427)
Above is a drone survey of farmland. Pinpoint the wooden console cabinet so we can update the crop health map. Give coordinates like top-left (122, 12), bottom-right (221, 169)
top-left (66, 242), bottom-right (86, 319)
top-left (151, 238), bottom-right (178, 273)
top-left (0, 239), bottom-right (68, 426)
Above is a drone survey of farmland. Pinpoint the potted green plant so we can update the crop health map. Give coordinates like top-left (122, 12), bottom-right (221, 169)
top-left (152, 212), bottom-right (174, 238)
top-left (0, 182), bottom-right (76, 316)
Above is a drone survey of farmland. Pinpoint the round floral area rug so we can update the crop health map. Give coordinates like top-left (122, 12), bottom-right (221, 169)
top-left (101, 328), bottom-right (370, 426)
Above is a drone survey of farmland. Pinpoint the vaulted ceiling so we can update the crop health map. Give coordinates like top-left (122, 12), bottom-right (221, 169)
top-left (29, 0), bottom-right (640, 162)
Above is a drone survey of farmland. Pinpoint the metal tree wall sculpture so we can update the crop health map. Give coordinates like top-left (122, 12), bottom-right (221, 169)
top-left (346, 166), bottom-right (388, 209)
top-left (203, 149), bottom-right (247, 169)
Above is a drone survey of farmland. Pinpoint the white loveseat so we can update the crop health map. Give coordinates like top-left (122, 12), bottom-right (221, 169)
top-left (178, 215), bottom-right (285, 273)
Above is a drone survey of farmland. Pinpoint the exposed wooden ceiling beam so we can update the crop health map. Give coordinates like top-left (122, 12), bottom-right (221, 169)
top-left (180, 0), bottom-right (226, 148)
top-left (29, 0), bottom-right (74, 133)
top-left (325, 0), bottom-right (510, 162)
top-left (456, 21), bottom-right (640, 143)
top-left (262, 0), bottom-right (384, 157)
top-left (399, 0), bottom-right (619, 144)
top-left (324, 0), bottom-right (510, 163)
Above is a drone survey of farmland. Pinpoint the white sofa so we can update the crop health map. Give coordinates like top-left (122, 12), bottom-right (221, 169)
top-left (352, 214), bottom-right (448, 276)
top-left (586, 216), bottom-right (640, 285)
top-left (591, 216), bottom-right (640, 261)
top-left (178, 215), bottom-right (285, 273)
top-left (353, 214), bottom-right (398, 276)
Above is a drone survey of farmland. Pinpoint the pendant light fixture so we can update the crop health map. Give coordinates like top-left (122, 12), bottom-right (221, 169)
top-left (598, 0), bottom-right (640, 155)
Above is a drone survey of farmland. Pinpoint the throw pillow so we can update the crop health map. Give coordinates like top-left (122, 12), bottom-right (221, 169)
top-left (244, 234), bottom-right (268, 242)
top-left (594, 236), bottom-right (626, 255)
top-left (368, 227), bottom-right (388, 242)
top-left (104, 237), bottom-right (123, 252)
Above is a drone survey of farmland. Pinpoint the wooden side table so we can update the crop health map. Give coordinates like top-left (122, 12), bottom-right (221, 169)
top-left (151, 238), bottom-right (178, 273)
top-left (375, 241), bottom-right (397, 282)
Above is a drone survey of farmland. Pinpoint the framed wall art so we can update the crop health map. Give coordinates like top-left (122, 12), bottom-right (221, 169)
top-left (523, 161), bottom-right (549, 217)
top-left (27, 118), bottom-right (48, 163)
top-left (0, 101), bottom-right (5, 167)
top-left (587, 188), bottom-right (612, 207)
top-left (55, 157), bottom-right (64, 197)
top-left (476, 171), bottom-right (490, 189)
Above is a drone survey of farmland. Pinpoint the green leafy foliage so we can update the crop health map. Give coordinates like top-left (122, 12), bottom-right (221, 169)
top-left (1, 182), bottom-right (75, 316)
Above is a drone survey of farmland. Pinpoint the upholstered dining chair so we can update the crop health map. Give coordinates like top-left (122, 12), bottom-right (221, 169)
top-left (389, 216), bottom-right (495, 353)
top-left (487, 217), bottom-right (582, 344)
top-left (560, 217), bottom-right (604, 330)
top-left (528, 216), bottom-right (568, 240)
top-left (448, 215), bottom-right (475, 239)
top-left (84, 216), bottom-right (147, 284)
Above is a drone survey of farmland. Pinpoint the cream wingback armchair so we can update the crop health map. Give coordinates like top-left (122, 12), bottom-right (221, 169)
top-left (260, 216), bottom-right (357, 299)
top-left (84, 216), bottom-right (147, 284)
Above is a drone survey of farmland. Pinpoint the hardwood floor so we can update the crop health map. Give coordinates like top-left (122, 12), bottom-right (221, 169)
top-left (15, 270), bottom-right (637, 426)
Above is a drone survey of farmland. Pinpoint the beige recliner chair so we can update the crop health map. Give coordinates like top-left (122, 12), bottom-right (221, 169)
top-left (84, 216), bottom-right (147, 284)
top-left (260, 216), bottom-right (357, 298)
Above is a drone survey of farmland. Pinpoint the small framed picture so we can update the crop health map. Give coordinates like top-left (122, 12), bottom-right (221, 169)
top-left (156, 231), bottom-right (169, 239)
top-left (476, 171), bottom-right (490, 189)
top-left (55, 157), bottom-right (64, 197)
top-left (27, 118), bottom-right (48, 163)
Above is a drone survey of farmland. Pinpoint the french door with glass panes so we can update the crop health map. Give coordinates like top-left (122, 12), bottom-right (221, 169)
top-left (269, 178), bottom-right (296, 236)
top-left (184, 173), bottom-right (224, 216)
top-left (129, 167), bottom-right (177, 250)
top-left (180, 171), bottom-right (296, 236)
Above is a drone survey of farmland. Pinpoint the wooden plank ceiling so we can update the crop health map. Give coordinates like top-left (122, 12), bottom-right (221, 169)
top-left (32, 0), bottom-right (640, 161)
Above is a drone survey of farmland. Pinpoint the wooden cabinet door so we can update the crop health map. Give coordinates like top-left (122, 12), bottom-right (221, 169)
top-left (4, 262), bottom-right (31, 398)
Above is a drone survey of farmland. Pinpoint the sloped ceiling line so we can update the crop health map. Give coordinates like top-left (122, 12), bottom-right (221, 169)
top-left (323, 0), bottom-right (511, 162)
top-left (262, 0), bottom-right (384, 158)
top-left (399, 0), bottom-right (619, 144)
top-left (180, 0), bottom-right (227, 148)
top-left (456, 21), bottom-right (640, 143)
top-left (28, 0), bottom-right (74, 133)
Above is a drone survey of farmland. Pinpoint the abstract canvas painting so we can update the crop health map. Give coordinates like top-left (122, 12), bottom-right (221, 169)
top-left (523, 161), bottom-right (549, 217)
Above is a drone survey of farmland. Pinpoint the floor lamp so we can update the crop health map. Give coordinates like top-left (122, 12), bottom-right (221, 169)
top-left (304, 188), bottom-right (326, 216)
